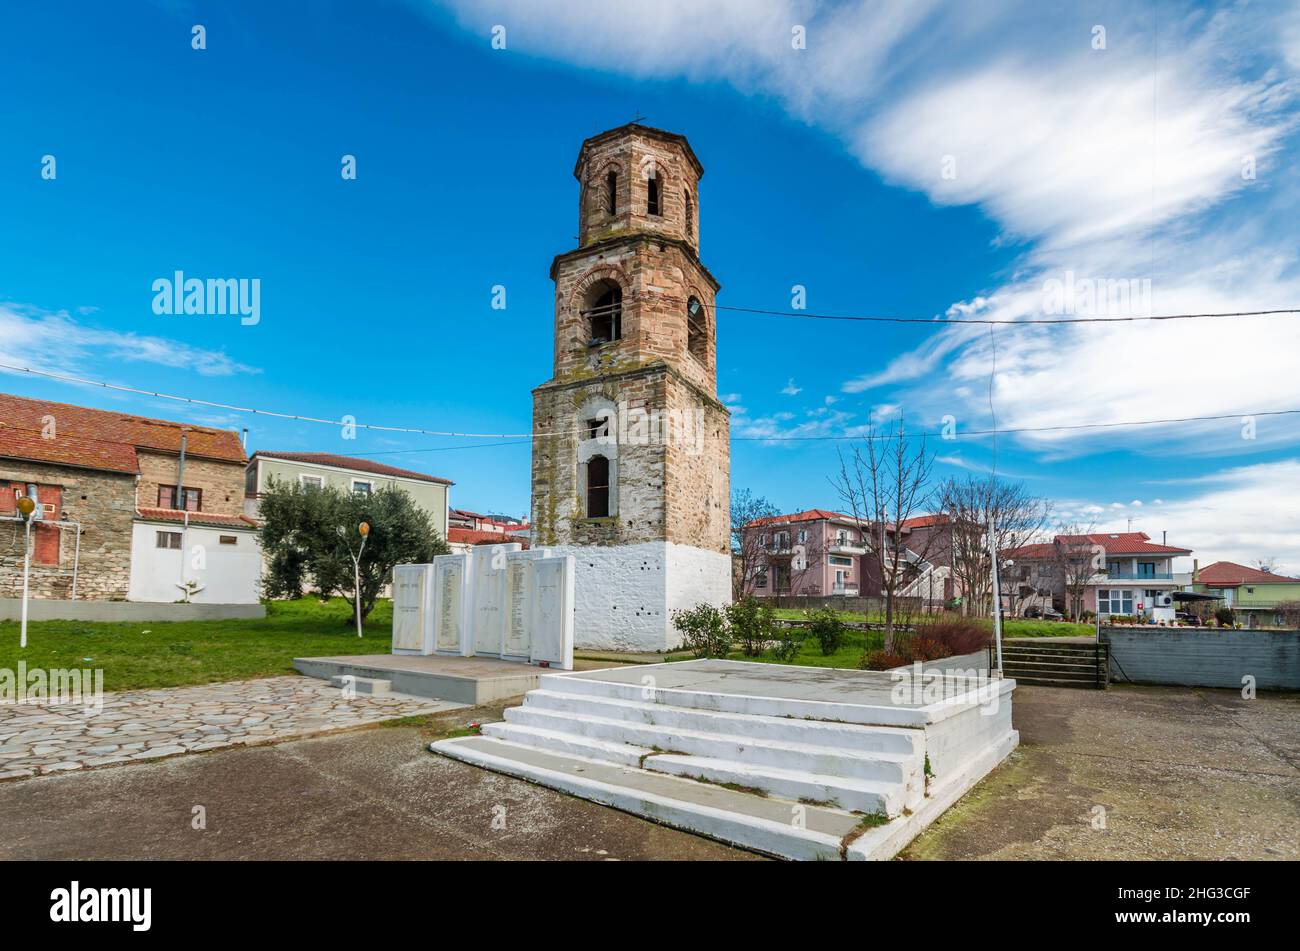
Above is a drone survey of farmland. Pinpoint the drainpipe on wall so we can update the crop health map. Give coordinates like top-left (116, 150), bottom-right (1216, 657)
top-left (177, 431), bottom-right (188, 599)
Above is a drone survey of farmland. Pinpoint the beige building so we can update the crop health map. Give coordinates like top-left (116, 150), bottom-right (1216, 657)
top-left (244, 451), bottom-right (451, 540)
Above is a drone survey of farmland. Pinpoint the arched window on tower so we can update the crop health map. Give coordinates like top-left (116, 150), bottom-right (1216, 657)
top-left (687, 296), bottom-right (707, 363)
top-left (606, 171), bottom-right (618, 215)
top-left (684, 190), bottom-right (693, 238)
top-left (583, 280), bottom-right (622, 345)
top-left (646, 171), bottom-right (660, 216)
top-left (586, 455), bottom-right (610, 518)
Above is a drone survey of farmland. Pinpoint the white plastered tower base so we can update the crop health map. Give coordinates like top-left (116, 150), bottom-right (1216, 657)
top-left (547, 541), bottom-right (730, 652)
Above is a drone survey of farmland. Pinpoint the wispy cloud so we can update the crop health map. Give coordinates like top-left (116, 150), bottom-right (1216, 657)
top-left (0, 302), bottom-right (259, 379)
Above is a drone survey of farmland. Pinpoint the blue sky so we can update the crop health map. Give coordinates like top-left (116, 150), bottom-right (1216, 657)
top-left (3, 1), bottom-right (1299, 566)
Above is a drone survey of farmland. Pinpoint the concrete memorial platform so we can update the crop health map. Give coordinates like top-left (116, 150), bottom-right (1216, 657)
top-left (299, 545), bottom-right (576, 704)
top-left (433, 658), bottom-right (1018, 860)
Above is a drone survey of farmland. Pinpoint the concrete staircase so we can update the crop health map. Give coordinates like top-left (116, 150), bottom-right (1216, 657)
top-left (433, 666), bottom-right (1017, 860)
top-left (999, 641), bottom-right (1108, 689)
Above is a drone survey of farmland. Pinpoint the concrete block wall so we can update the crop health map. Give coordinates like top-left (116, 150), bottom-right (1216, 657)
top-left (1103, 626), bottom-right (1300, 690)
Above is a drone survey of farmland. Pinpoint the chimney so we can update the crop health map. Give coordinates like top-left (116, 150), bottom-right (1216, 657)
top-left (241, 427), bottom-right (249, 450)
top-left (1192, 558), bottom-right (1199, 583)
top-left (1162, 530), bottom-right (1167, 546)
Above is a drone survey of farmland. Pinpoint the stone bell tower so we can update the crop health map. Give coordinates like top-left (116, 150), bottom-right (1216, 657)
top-left (530, 123), bottom-right (731, 652)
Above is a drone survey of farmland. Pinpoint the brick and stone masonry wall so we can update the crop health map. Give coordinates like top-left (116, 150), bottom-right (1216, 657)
top-left (551, 237), bottom-right (717, 396)
top-left (577, 130), bottom-right (700, 253)
top-left (136, 450), bottom-right (246, 517)
top-left (0, 461), bottom-right (136, 599)
top-left (530, 364), bottom-right (729, 552)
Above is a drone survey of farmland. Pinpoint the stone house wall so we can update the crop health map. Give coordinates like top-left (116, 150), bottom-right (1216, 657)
top-left (137, 450), bottom-right (246, 517)
top-left (0, 461), bottom-right (136, 599)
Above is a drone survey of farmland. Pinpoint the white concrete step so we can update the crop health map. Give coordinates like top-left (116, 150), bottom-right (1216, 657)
top-left (433, 733), bottom-right (862, 861)
top-left (480, 721), bottom-right (651, 767)
top-left (644, 753), bottom-right (904, 815)
top-left (503, 705), bottom-right (921, 788)
top-left (522, 688), bottom-right (922, 755)
top-left (329, 674), bottom-right (391, 695)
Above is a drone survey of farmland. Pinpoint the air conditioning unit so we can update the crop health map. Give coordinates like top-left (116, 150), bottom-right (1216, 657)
top-left (1155, 594), bottom-right (1173, 608)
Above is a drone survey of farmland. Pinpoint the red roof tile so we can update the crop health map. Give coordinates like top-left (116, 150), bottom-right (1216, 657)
top-left (252, 451), bottom-right (452, 485)
top-left (1002, 542), bottom-right (1059, 560)
top-left (900, 514), bottom-right (951, 529)
top-left (0, 392), bottom-right (246, 474)
top-left (1196, 561), bottom-right (1300, 586)
top-left (448, 527), bottom-right (529, 548)
top-left (744, 508), bottom-right (858, 528)
top-left (136, 507), bottom-right (257, 529)
top-left (1057, 532), bottom-right (1191, 555)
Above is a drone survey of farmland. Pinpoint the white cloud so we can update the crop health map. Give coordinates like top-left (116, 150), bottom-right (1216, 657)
top-left (1084, 459), bottom-right (1300, 567)
top-left (0, 302), bottom-right (259, 379)
top-left (781, 377), bottom-right (802, 396)
top-left (427, 0), bottom-right (1300, 460)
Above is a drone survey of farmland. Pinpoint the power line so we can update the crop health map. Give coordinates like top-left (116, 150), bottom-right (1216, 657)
top-left (3, 361), bottom-right (1297, 447)
top-left (713, 304), bottom-right (1300, 326)
top-left (732, 408), bottom-right (1300, 441)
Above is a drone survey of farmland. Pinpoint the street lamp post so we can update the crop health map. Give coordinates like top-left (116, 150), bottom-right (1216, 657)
top-left (16, 495), bottom-right (36, 648)
top-left (339, 522), bottom-right (370, 638)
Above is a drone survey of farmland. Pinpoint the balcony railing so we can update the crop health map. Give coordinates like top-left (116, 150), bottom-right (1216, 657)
top-left (832, 585), bottom-right (859, 596)
top-left (827, 541), bottom-right (867, 555)
top-left (1099, 572), bottom-right (1174, 581)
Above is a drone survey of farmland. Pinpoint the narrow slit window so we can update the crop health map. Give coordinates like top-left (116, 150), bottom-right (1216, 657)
top-left (646, 172), bottom-right (660, 216)
top-left (586, 455), bottom-right (610, 518)
top-left (606, 171), bottom-right (618, 215)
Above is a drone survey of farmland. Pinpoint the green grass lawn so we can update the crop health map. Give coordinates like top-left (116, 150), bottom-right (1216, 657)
top-left (727, 627), bottom-right (885, 669)
top-left (768, 607), bottom-right (1094, 638)
top-left (0, 598), bottom-right (394, 692)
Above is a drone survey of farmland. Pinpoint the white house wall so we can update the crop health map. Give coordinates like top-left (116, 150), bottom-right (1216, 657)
top-left (128, 522), bottom-right (262, 604)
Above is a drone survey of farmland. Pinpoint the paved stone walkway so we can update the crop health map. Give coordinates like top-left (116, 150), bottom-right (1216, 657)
top-left (0, 676), bottom-right (461, 781)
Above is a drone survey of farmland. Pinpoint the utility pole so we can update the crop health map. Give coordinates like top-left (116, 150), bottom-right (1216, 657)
top-left (988, 526), bottom-right (1003, 672)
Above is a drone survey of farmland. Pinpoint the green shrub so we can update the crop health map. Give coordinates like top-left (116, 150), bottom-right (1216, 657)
top-left (1214, 606), bottom-right (1236, 628)
top-left (727, 596), bottom-right (777, 657)
top-left (804, 606), bottom-right (847, 656)
top-left (672, 603), bottom-right (732, 658)
top-left (769, 624), bottom-right (805, 663)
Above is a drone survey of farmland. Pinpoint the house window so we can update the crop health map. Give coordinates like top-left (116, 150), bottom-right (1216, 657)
top-left (219, 535), bottom-right (238, 545)
top-left (586, 455), bottom-right (610, 517)
top-left (646, 170), bottom-right (660, 215)
top-left (754, 568), bottom-right (767, 589)
top-left (156, 531), bottom-right (183, 550)
top-left (1098, 589), bottom-right (1134, 615)
top-left (585, 417), bottom-right (610, 440)
top-left (351, 480), bottom-right (372, 495)
top-left (1138, 562), bottom-right (1156, 578)
top-left (773, 531), bottom-right (790, 550)
top-left (797, 529), bottom-right (807, 543)
top-left (687, 297), bottom-right (707, 362)
top-left (584, 281), bottom-right (622, 344)
top-left (605, 170), bottom-right (617, 215)
top-left (299, 474), bottom-right (324, 490)
top-left (829, 555), bottom-right (853, 567)
top-left (158, 485), bottom-right (201, 511)
top-left (1246, 586), bottom-right (1255, 594)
